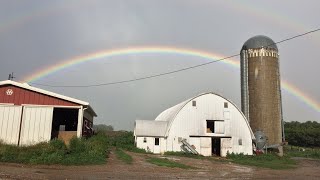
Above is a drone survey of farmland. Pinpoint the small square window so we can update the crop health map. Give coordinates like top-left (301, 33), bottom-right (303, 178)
top-left (224, 102), bottom-right (228, 108)
top-left (192, 101), bottom-right (196, 107)
top-left (155, 138), bottom-right (159, 145)
top-left (143, 137), bottom-right (147, 143)
top-left (238, 139), bottom-right (242, 145)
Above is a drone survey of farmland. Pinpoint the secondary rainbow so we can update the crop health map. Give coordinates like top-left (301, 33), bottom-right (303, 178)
top-left (23, 46), bottom-right (320, 113)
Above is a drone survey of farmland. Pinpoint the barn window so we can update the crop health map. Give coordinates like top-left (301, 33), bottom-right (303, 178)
top-left (207, 120), bottom-right (215, 133)
top-left (238, 139), bottom-right (243, 145)
top-left (155, 138), bottom-right (159, 145)
top-left (224, 102), bottom-right (228, 108)
top-left (192, 101), bottom-right (196, 107)
top-left (207, 120), bottom-right (224, 133)
top-left (143, 137), bottom-right (147, 143)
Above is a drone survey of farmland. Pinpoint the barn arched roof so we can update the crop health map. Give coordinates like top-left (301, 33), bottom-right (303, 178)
top-left (155, 92), bottom-right (254, 138)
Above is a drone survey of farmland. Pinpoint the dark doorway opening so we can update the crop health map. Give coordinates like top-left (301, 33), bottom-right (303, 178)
top-left (212, 138), bottom-right (221, 156)
top-left (207, 121), bottom-right (215, 133)
top-left (51, 108), bottom-right (79, 139)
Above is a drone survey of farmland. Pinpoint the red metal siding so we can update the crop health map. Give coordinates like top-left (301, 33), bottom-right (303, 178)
top-left (0, 85), bottom-right (79, 106)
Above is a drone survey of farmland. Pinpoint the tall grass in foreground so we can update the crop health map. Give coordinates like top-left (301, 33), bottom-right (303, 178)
top-left (0, 133), bottom-right (109, 165)
top-left (227, 153), bottom-right (297, 169)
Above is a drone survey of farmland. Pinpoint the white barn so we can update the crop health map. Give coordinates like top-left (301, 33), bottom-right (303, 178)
top-left (134, 92), bottom-right (255, 157)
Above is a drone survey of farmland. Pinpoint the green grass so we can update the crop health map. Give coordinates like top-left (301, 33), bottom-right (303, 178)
top-left (147, 157), bottom-right (194, 169)
top-left (164, 151), bottom-right (205, 159)
top-left (0, 133), bottom-right (109, 165)
top-left (227, 153), bottom-right (297, 169)
top-left (115, 149), bottom-right (133, 164)
top-left (285, 146), bottom-right (320, 159)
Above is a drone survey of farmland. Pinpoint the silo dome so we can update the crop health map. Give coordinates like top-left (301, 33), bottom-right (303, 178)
top-left (241, 35), bottom-right (278, 51)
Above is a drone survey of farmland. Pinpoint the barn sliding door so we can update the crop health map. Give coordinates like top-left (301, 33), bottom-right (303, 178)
top-left (20, 106), bottom-right (54, 146)
top-left (0, 105), bottom-right (22, 145)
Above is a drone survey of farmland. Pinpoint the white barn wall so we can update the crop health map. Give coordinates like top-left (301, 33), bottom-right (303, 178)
top-left (135, 93), bottom-right (254, 157)
top-left (136, 137), bottom-right (166, 154)
top-left (0, 105), bottom-right (22, 145)
top-left (77, 107), bottom-right (84, 137)
top-left (20, 106), bottom-right (53, 146)
top-left (165, 94), bottom-right (253, 156)
top-left (160, 138), bottom-right (166, 154)
top-left (136, 137), bottom-right (154, 153)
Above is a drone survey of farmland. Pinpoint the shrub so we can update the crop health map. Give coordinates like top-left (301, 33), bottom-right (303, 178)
top-left (0, 134), bottom-right (110, 165)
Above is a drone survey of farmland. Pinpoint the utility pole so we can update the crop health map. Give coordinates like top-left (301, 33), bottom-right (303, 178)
top-left (8, 72), bottom-right (15, 80)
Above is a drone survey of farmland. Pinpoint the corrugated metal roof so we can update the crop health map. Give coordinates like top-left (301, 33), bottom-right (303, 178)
top-left (135, 92), bottom-right (254, 139)
top-left (155, 99), bottom-right (189, 122)
top-left (154, 92), bottom-right (254, 138)
top-left (135, 120), bottom-right (168, 137)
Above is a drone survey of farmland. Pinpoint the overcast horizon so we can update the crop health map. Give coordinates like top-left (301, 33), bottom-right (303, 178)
top-left (0, 0), bottom-right (319, 130)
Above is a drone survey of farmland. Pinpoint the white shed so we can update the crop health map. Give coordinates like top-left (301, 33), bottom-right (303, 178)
top-left (134, 92), bottom-right (255, 157)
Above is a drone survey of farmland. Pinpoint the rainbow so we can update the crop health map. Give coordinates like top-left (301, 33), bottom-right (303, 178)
top-left (22, 46), bottom-right (320, 113)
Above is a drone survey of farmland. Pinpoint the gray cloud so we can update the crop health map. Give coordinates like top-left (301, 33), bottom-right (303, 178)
top-left (0, 0), bottom-right (319, 130)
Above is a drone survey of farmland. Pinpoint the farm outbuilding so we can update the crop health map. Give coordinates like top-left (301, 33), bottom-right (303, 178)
top-left (0, 80), bottom-right (96, 146)
top-left (134, 92), bottom-right (255, 157)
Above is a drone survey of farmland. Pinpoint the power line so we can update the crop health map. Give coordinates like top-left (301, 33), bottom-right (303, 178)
top-left (31, 28), bottom-right (320, 88)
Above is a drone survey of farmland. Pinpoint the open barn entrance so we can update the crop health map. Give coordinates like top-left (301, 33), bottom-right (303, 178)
top-left (212, 138), bottom-right (221, 156)
top-left (51, 108), bottom-right (79, 143)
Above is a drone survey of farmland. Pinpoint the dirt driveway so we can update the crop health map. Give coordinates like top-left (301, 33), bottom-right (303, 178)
top-left (0, 152), bottom-right (319, 179)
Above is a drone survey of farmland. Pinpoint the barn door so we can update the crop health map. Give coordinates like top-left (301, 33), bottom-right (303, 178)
top-left (0, 105), bottom-right (22, 145)
top-left (19, 106), bottom-right (54, 146)
top-left (153, 138), bottom-right (160, 154)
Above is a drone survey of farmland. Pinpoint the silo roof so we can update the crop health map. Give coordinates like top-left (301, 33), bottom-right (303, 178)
top-left (241, 35), bottom-right (278, 51)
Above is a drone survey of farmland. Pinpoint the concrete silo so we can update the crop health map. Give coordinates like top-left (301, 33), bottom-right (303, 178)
top-left (240, 35), bottom-right (283, 149)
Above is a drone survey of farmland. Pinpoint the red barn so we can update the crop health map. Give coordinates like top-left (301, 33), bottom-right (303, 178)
top-left (0, 80), bottom-right (97, 146)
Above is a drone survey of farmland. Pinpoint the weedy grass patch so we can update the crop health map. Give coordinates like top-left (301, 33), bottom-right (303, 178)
top-left (285, 146), bottom-right (320, 159)
top-left (227, 153), bottom-right (297, 169)
top-left (0, 133), bottom-right (109, 165)
top-left (164, 151), bottom-right (205, 159)
top-left (115, 149), bottom-right (133, 164)
top-left (107, 131), bottom-right (150, 154)
top-left (147, 157), bottom-right (194, 169)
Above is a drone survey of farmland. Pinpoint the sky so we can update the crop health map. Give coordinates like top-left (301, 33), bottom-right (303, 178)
top-left (0, 0), bottom-right (319, 130)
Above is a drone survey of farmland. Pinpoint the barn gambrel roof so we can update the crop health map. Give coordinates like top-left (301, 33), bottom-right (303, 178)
top-left (152, 92), bottom-right (254, 138)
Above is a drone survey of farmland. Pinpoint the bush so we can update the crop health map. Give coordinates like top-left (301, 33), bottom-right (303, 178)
top-left (0, 133), bottom-right (110, 165)
top-left (106, 131), bottom-right (148, 153)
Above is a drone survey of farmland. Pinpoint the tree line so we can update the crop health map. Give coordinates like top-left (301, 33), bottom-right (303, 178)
top-left (93, 121), bottom-right (320, 148)
top-left (284, 121), bottom-right (320, 147)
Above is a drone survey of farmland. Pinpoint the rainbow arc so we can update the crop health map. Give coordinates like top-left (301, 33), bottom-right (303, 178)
top-left (22, 46), bottom-right (320, 113)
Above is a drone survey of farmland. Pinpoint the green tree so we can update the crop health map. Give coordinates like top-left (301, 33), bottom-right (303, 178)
top-left (93, 124), bottom-right (114, 133)
top-left (284, 121), bottom-right (320, 147)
